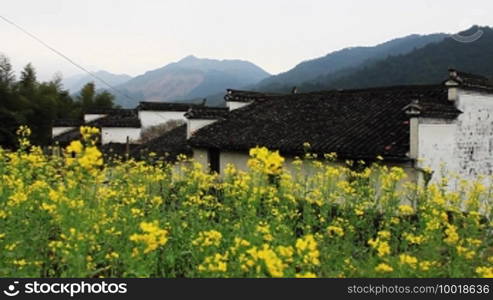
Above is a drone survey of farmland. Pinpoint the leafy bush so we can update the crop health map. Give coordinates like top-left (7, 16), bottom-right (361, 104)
top-left (0, 127), bottom-right (492, 278)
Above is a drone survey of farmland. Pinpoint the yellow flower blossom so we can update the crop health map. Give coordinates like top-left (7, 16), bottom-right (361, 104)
top-left (198, 253), bottom-right (228, 273)
top-left (375, 263), bottom-right (393, 273)
top-left (456, 246), bottom-right (475, 260)
top-left (444, 224), bottom-right (459, 245)
top-left (399, 254), bottom-right (418, 269)
top-left (402, 233), bottom-right (426, 245)
top-left (327, 226), bottom-right (344, 237)
top-left (295, 234), bottom-right (320, 266)
top-left (247, 147), bottom-right (284, 175)
top-left (476, 266), bottom-right (493, 278)
top-left (398, 205), bottom-right (414, 215)
top-left (295, 272), bottom-right (317, 278)
top-left (192, 230), bottom-right (223, 247)
top-left (130, 221), bottom-right (168, 254)
top-left (66, 140), bottom-right (83, 154)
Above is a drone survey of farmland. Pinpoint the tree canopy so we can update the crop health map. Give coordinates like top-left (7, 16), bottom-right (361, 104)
top-left (0, 54), bottom-right (117, 148)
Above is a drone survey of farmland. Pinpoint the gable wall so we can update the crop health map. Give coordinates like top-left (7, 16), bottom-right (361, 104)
top-left (84, 114), bottom-right (107, 123)
top-left (417, 90), bottom-right (493, 187)
top-left (101, 127), bottom-right (141, 144)
top-left (138, 111), bottom-right (186, 129)
top-left (52, 127), bottom-right (75, 137)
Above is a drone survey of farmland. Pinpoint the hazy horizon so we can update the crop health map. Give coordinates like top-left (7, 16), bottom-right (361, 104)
top-left (2, 0), bottom-right (493, 81)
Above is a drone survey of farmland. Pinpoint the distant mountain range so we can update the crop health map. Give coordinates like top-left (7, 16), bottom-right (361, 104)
top-left (296, 26), bottom-right (493, 91)
top-left (254, 33), bottom-right (448, 92)
top-left (62, 70), bottom-right (132, 94)
top-left (64, 25), bottom-right (493, 108)
top-left (112, 56), bottom-right (270, 107)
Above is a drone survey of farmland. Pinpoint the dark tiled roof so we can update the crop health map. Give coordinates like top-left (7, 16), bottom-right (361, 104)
top-left (91, 115), bottom-right (141, 128)
top-left (84, 108), bottom-right (136, 115)
top-left (138, 101), bottom-right (204, 111)
top-left (448, 69), bottom-right (493, 92)
top-left (190, 85), bottom-right (460, 160)
top-left (52, 119), bottom-right (84, 127)
top-left (131, 125), bottom-right (191, 161)
top-left (53, 114), bottom-right (141, 144)
top-left (403, 100), bottom-right (461, 119)
top-left (52, 127), bottom-right (82, 144)
top-left (184, 107), bottom-right (229, 119)
top-left (224, 89), bottom-right (280, 103)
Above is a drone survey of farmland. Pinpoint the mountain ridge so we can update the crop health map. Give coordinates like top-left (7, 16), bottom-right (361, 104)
top-left (113, 56), bottom-right (270, 107)
top-left (62, 70), bottom-right (132, 94)
top-left (297, 25), bottom-right (493, 92)
top-left (254, 32), bottom-right (448, 92)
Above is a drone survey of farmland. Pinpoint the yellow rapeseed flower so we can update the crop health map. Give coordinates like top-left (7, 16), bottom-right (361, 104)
top-left (444, 224), bottom-right (459, 245)
top-left (327, 225), bottom-right (344, 237)
top-left (398, 205), bottom-right (414, 216)
top-left (295, 272), bottom-right (317, 278)
top-left (375, 263), bottom-right (393, 273)
top-left (476, 266), bottom-right (493, 278)
top-left (399, 254), bottom-right (418, 269)
top-left (198, 253), bottom-right (228, 273)
top-left (295, 234), bottom-right (320, 266)
top-left (192, 230), bottom-right (223, 247)
top-left (130, 221), bottom-right (168, 254)
top-left (247, 147), bottom-right (284, 175)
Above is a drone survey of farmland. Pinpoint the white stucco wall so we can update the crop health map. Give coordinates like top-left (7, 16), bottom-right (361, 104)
top-left (52, 127), bottom-right (75, 137)
top-left (84, 114), bottom-right (107, 123)
top-left (219, 151), bottom-right (250, 173)
top-left (193, 149), bottom-right (209, 171)
top-left (138, 111), bottom-right (186, 129)
top-left (417, 120), bottom-right (456, 175)
top-left (226, 101), bottom-right (250, 111)
top-left (193, 148), bottom-right (319, 174)
top-left (193, 148), bottom-right (417, 184)
top-left (187, 119), bottom-right (216, 138)
top-left (417, 90), bottom-right (493, 186)
top-left (101, 128), bottom-right (141, 144)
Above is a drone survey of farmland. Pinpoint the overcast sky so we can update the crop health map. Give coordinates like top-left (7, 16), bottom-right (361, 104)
top-left (1, 0), bottom-right (493, 81)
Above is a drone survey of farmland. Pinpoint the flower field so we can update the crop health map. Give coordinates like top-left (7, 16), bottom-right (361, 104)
top-left (0, 127), bottom-right (492, 278)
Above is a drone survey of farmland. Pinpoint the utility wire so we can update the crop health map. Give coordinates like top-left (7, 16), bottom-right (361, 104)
top-left (0, 14), bottom-right (137, 102)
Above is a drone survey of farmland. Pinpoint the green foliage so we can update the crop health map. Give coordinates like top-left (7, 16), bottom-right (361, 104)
top-left (0, 140), bottom-right (492, 278)
top-left (0, 54), bottom-right (117, 147)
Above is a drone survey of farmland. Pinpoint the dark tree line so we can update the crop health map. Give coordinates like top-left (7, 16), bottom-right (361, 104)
top-left (0, 54), bottom-right (116, 148)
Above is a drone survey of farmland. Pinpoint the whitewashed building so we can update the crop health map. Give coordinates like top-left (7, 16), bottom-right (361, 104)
top-left (137, 102), bottom-right (201, 129)
top-left (52, 119), bottom-right (83, 138)
top-left (52, 69), bottom-right (493, 186)
top-left (53, 108), bottom-right (141, 145)
top-left (188, 70), bottom-right (493, 187)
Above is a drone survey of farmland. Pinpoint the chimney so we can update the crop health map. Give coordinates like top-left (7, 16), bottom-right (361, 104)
top-left (403, 99), bottom-right (422, 117)
top-left (449, 68), bottom-right (458, 79)
top-left (445, 69), bottom-right (460, 101)
top-left (402, 100), bottom-right (422, 160)
top-left (225, 89), bottom-right (253, 111)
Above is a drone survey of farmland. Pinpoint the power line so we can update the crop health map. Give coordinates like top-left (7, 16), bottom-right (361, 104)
top-left (0, 14), bottom-right (137, 102)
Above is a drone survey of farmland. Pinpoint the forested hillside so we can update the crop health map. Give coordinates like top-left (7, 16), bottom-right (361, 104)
top-left (0, 54), bottom-right (116, 148)
top-left (299, 26), bottom-right (493, 91)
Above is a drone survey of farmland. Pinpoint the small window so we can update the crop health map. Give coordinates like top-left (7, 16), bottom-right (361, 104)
top-left (208, 148), bottom-right (220, 173)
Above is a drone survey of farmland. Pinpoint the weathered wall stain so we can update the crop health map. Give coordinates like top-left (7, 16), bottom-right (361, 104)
top-left (418, 90), bottom-right (493, 186)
